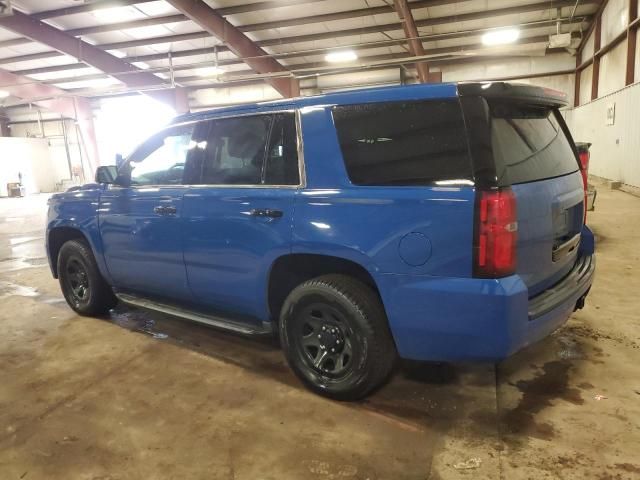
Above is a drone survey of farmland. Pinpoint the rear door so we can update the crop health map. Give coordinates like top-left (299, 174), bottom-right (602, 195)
top-left (181, 111), bottom-right (300, 324)
top-left (463, 92), bottom-right (583, 296)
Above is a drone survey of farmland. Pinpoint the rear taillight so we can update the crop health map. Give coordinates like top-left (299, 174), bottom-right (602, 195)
top-left (474, 188), bottom-right (518, 278)
top-left (578, 150), bottom-right (590, 191)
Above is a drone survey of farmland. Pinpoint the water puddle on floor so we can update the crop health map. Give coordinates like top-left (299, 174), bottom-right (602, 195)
top-left (0, 281), bottom-right (39, 299)
top-left (8, 236), bottom-right (40, 246)
top-left (0, 256), bottom-right (48, 273)
top-left (108, 307), bottom-right (169, 340)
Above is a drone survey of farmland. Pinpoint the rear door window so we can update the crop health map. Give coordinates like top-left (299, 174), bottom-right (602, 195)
top-left (489, 102), bottom-right (579, 185)
top-left (185, 112), bottom-right (300, 186)
top-left (264, 113), bottom-right (300, 185)
top-left (201, 115), bottom-right (271, 185)
top-left (332, 100), bottom-right (472, 186)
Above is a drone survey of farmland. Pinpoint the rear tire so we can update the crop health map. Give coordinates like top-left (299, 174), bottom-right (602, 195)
top-left (58, 239), bottom-right (117, 316)
top-left (279, 274), bottom-right (397, 400)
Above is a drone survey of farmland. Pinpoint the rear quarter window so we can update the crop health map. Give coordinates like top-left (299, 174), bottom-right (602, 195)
top-left (489, 102), bottom-right (579, 185)
top-left (332, 100), bottom-right (472, 186)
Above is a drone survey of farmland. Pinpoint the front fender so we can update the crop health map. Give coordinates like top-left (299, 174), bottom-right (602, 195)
top-left (47, 189), bottom-right (112, 283)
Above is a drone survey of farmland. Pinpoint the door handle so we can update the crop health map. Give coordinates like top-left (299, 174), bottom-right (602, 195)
top-left (154, 205), bottom-right (177, 215)
top-left (249, 208), bottom-right (283, 218)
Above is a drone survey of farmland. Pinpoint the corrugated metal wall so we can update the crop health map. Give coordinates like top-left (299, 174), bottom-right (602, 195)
top-left (564, 82), bottom-right (640, 187)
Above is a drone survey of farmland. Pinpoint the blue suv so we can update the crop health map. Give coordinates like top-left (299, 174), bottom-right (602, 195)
top-left (47, 82), bottom-right (595, 400)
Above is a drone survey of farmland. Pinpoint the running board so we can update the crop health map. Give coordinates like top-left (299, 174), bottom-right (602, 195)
top-left (115, 293), bottom-right (273, 336)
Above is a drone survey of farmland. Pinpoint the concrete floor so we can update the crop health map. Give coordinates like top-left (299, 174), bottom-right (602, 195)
top-left (0, 182), bottom-right (638, 480)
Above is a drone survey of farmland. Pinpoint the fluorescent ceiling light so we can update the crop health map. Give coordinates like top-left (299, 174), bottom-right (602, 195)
top-left (194, 66), bottom-right (225, 77)
top-left (110, 49), bottom-right (127, 59)
top-left (0, 90), bottom-right (10, 98)
top-left (482, 28), bottom-right (520, 46)
top-left (325, 50), bottom-right (358, 63)
top-left (94, 7), bottom-right (133, 23)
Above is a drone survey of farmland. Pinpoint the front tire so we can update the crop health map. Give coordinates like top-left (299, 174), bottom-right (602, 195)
top-left (280, 274), bottom-right (397, 400)
top-left (58, 239), bottom-right (117, 316)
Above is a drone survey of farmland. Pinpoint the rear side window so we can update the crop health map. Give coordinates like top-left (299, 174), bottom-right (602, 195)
top-left (185, 113), bottom-right (299, 186)
top-left (202, 115), bottom-right (271, 185)
top-left (489, 102), bottom-right (579, 185)
top-left (264, 113), bottom-right (300, 185)
top-left (332, 100), bottom-right (472, 186)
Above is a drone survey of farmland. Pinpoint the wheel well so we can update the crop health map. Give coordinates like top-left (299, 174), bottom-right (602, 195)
top-left (48, 227), bottom-right (86, 278)
top-left (267, 254), bottom-right (381, 321)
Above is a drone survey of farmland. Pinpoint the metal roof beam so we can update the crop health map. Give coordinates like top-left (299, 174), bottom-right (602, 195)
top-left (34, 0), bottom-right (326, 20)
top-left (8, 18), bottom-right (588, 79)
top-left (31, 33), bottom-right (572, 89)
top-left (164, 0), bottom-right (298, 97)
top-left (1, 0), bottom-right (330, 48)
top-left (393, 0), bottom-right (430, 82)
top-left (33, 0), bottom-right (156, 20)
top-left (0, 0), bottom-right (569, 49)
top-left (0, 9), bottom-right (188, 112)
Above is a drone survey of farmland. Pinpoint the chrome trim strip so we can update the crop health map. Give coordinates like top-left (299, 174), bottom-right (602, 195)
top-left (528, 254), bottom-right (595, 319)
top-left (552, 233), bottom-right (581, 262)
top-left (116, 293), bottom-right (272, 335)
top-left (295, 108), bottom-right (307, 189)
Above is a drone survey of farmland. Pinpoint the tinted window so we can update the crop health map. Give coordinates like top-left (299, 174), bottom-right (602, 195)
top-left (128, 123), bottom-right (194, 185)
top-left (490, 102), bottom-right (579, 185)
top-left (186, 113), bottom-right (299, 186)
top-left (200, 115), bottom-right (271, 185)
top-left (332, 101), bottom-right (472, 186)
top-left (264, 113), bottom-right (299, 185)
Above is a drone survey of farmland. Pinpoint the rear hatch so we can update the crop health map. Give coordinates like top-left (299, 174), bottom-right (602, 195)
top-left (459, 83), bottom-right (584, 296)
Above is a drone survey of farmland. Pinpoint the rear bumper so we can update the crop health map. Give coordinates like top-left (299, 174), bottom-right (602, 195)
top-left (377, 247), bottom-right (595, 362)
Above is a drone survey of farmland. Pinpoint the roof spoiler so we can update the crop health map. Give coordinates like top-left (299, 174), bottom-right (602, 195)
top-left (457, 82), bottom-right (569, 108)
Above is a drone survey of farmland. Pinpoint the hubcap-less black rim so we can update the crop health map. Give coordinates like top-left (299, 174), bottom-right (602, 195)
top-left (298, 305), bottom-right (354, 377)
top-left (65, 258), bottom-right (89, 304)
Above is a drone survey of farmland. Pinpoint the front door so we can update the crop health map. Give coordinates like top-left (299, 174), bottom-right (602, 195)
top-left (99, 122), bottom-right (197, 301)
top-left (181, 111), bottom-right (301, 324)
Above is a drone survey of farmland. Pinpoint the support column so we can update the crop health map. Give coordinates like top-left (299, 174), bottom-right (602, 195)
top-left (74, 98), bottom-right (100, 175)
top-left (591, 16), bottom-right (601, 101)
top-left (626, 0), bottom-right (638, 85)
top-left (153, 87), bottom-right (190, 114)
top-left (393, 0), bottom-right (430, 83)
top-left (574, 52), bottom-right (581, 107)
top-left (0, 109), bottom-right (9, 136)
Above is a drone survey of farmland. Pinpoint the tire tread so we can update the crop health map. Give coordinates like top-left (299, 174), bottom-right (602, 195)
top-left (280, 274), bottom-right (397, 400)
top-left (58, 238), bottom-right (117, 316)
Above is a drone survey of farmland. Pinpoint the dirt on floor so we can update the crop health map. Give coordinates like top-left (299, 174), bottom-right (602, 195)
top-left (0, 182), bottom-right (638, 480)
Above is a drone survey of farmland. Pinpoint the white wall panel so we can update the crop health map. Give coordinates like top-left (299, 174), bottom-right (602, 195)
top-left (579, 64), bottom-right (593, 105)
top-left (440, 54), bottom-right (575, 82)
top-left (599, 39), bottom-right (628, 96)
top-left (565, 82), bottom-right (640, 187)
top-left (9, 121), bottom-right (84, 185)
top-left (191, 84), bottom-right (281, 107)
top-left (601, 0), bottom-right (629, 45)
top-left (0, 138), bottom-right (53, 196)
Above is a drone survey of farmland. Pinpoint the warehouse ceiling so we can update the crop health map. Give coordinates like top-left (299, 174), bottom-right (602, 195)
top-left (0, 0), bottom-right (598, 113)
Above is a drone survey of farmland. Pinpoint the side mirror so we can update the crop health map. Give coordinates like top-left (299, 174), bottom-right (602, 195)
top-left (95, 165), bottom-right (118, 184)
